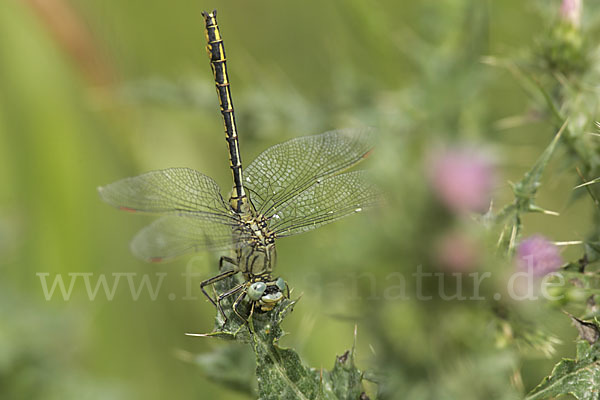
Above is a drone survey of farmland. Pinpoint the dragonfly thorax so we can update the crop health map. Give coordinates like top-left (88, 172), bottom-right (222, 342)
top-left (243, 214), bottom-right (275, 246)
top-left (236, 214), bottom-right (277, 277)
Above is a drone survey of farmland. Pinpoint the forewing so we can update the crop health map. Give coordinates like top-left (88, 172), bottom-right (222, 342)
top-left (130, 215), bottom-right (247, 262)
top-left (244, 128), bottom-right (374, 216)
top-left (268, 171), bottom-right (381, 237)
top-left (98, 168), bottom-right (234, 223)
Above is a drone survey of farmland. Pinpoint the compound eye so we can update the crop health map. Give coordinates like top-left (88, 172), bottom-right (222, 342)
top-left (275, 277), bottom-right (286, 292)
top-left (261, 292), bottom-right (283, 303)
top-left (248, 282), bottom-right (267, 301)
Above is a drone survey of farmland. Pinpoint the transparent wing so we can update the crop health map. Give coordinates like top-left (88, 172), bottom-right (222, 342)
top-left (244, 128), bottom-right (374, 216)
top-left (98, 168), bottom-right (236, 224)
top-left (268, 171), bottom-right (381, 237)
top-left (131, 215), bottom-right (249, 262)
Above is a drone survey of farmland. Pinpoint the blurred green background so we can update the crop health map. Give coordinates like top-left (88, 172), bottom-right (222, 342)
top-left (1, 0), bottom-right (598, 399)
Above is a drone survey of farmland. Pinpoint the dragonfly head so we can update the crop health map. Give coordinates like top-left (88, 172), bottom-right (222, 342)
top-left (248, 276), bottom-right (288, 312)
top-left (247, 281), bottom-right (267, 301)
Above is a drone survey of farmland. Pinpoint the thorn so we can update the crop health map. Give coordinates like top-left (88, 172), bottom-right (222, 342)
top-left (508, 222), bottom-right (518, 255)
top-left (486, 199), bottom-right (494, 214)
top-left (575, 167), bottom-right (600, 209)
top-left (528, 204), bottom-right (560, 216)
top-left (554, 241), bottom-right (583, 246)
top-left (496, 227), bottom-right (506, 250)
top-left (574, 179), bottom-right (600, 189)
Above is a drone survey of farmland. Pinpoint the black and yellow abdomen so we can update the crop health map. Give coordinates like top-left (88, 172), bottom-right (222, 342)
top-left (202, 10), bottom-right (249, 215)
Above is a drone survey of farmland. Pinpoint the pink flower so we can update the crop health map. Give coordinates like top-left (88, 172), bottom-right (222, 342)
top-left (560, 0), bottom-right (582, 27)
top-left (428, 147), bottom-right (496, 214)
top-left (516, 235), bottom-right (563, 277)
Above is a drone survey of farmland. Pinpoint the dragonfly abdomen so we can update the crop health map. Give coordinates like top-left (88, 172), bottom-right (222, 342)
top-left (202, 10), bottom-right (247, 213)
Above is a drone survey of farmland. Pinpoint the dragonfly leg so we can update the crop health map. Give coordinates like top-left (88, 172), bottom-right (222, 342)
top-left (247, 301), bottom-right (256, 324)
top-left (245, 302), bottom-right (257, 333)
top-left (219, 256), bottom-right (237, 270)
top-left (232, 290), bottom-right (249, 323)
top-left (200, 268), bottom-right (239, 308)
top-left (216, 283), bottom-right (246, 323)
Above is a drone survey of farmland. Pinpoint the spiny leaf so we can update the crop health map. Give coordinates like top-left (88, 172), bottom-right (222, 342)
top-left (526, 318), bottom-right (600, 400)
top-left (187, 269), bottom-right (367, 399)
top-left (568, 314), bottom-right (600, 345)
top-left (250, 303), bottom-right (366, 400)
top-left (512, 118), bottom-right (567, 201)
top-left (322, 350), bottom-right (364, 400)
top-left (494, 120), bottom-right (567, 254)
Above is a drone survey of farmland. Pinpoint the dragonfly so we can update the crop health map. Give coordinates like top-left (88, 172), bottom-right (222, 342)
top-left (98, 9), bottom-right (379, 322)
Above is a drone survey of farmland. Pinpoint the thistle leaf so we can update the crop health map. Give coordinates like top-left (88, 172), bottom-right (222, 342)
top-left (513, 119), bottom-right (567, 202)
top-left (187, 271), bottom-right (367, 399)
top-left (526, 318), bottom-right (600, 400)
top-left (251, 303), bottom-right (365, 400)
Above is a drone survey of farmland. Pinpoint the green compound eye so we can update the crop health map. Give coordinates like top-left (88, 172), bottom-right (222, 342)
top-left (275, 278), bottom-right (286, 292)
top-left (248, 282), bottom-right (267, 301)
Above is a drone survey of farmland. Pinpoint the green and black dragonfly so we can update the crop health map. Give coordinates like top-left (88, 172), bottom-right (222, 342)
top-left (98, 10), bottom-right (379, 321)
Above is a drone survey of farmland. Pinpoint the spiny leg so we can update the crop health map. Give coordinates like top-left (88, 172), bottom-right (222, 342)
top-left (207, 255), bottom-right (238, 288)
top-left (213, 256), bottom-right (239, 303)
top-left (244, 301), bottom-right (257, 334)
top-left (219, 256), bottom-right (237, 269)
top-left (246, 301), bottom-right (256, 327)
top-left (216, 283), bottom-right (246, 323)
top-left (200, 268), bottom-right (238, 307)
top-left (232, 290), bottom-right (249, 323)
